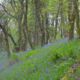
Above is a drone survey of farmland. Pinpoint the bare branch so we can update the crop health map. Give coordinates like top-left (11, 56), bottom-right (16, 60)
top-left (0, 3), bottom-right (17, 19)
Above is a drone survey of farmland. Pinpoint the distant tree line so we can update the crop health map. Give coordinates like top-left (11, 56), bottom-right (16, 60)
top-left (0, 0), bottom-right (80, 57)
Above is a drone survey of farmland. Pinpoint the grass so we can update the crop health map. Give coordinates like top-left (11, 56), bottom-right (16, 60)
top-left (0, 40), bottom-right (80, 80)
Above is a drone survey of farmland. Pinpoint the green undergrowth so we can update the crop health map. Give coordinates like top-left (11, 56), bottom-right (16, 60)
top-left (0, 40), bottom-right (80, 80)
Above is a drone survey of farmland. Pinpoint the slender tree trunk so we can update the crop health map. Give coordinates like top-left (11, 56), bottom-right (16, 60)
top-left (68, 0), bottom-right (75, 40)
top-left (74, 0), bottom-right (80, 38)
top-left (5, 34), bottom-right (10, 57)
top-left (0, 24), bottom-right (11, 57)
top-left (54, 4), bottom-right (60, 39)
top-left (34, 0), bottom-right (45, 46)
top-left (59, 0), bottom-right (64, 38)
top-left (25, 0), bottom-right (34, 49)
top-left (18, 0), bottom-right (24, 51)
top-left (45, 13), bottom-right (49, 44)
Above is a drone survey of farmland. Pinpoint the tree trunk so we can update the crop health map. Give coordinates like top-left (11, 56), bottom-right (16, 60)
top-left (74, 0), bottom-right (80, 38)
top-left (34, 0), bottom-right (45, 46)
top-left (68, 0), bottom-right (75, 40)
top-left (59, 0), bottom-right (64, 38)
top-left (0, 24), bottom-right (11, 57)
top-left (45, 13), bottom-right (49, 44)
top-left (54, 4), bottom-right (60, 39)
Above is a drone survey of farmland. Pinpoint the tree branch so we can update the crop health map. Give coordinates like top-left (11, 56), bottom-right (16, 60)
top-left (0, 3), bottom-right (17, 19)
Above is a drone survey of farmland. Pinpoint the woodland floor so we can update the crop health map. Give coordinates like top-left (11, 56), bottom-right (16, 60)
top-left (0, 38), bottom-right (80, 80)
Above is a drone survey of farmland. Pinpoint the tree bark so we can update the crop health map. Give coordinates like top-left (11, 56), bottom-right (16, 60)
top-left (34, 0), bottom-right (45, 46)
top-left (74, 0), bottom-right (80, 38)
top-left (68, 0), bottom-right (75, 40)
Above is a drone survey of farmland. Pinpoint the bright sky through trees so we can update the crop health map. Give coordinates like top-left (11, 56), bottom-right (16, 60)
top-left (0, 0), bottom-right (2, 3)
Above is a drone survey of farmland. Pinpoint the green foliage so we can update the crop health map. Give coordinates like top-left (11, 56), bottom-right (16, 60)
top-left (10, 53), bottom-right (19, 61)
top-left (0, 40), bottom-right (80, 80)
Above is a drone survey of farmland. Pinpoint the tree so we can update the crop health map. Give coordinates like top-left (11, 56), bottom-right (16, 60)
top-left (68, 0), bottom-right (75, 40)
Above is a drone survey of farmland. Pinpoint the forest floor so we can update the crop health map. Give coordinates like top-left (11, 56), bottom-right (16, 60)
top-left (0, 38), bottom-right (68, 71)
top-left (0, 38), bottom-right (80, 80)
